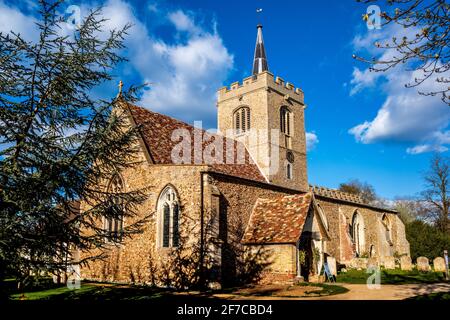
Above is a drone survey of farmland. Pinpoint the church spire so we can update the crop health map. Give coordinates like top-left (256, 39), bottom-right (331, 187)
top-left (252, 24), bottom-right (269, 75)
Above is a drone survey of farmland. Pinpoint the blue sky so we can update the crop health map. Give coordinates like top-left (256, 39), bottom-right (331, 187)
top-left (1, 0), bottom-right (449, 199)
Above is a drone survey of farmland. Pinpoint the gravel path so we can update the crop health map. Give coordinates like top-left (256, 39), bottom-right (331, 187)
top-left (212, 283), bottom-right (450, 300)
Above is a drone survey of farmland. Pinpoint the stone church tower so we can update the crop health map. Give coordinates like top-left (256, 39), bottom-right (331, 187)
top-left (217, 24), bottom-right (308, 192)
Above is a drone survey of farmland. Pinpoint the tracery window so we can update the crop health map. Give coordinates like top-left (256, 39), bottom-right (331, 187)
top-left (351, 212), bottom-right (365, 256)
top-left (105, 174), bottom-right (124, 242)
top-left (157, 185), bottom-right (180, 248)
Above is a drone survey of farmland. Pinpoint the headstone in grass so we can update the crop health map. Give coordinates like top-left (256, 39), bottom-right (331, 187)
top-left (382, 256), bottom-right (396, 269)
top-left (349, 258), bottom-right (368, 270)
top-left (433, 257), bottom-right (446, 272)
top-left (417, 257), bottom-right (431, 271)
top-left (367, 257), bottom-right (379, 269)
top-left (400, 256), bottom-right (413, 271)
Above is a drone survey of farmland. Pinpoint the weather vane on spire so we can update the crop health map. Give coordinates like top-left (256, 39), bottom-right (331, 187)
top-left (256, 8), bottom-right (263, 26)
top-left (252, 9), bottom-right (268, 75)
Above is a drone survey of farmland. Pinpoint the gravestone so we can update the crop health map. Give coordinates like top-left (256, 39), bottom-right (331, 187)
top-left (327, 256), bottom-right (337, 276)
top-left (382, 256), bottom-right (396, 269)
top-left (367, 257), bottom-right (379, 269)
top-left (433, 257), bottom-right (447, 272)
top-left (417, 256), bottom-right (431, 271)
top-left (400, 256), bottom-right (412, 271)
top-left (349, 258), bottom-right (368, 270)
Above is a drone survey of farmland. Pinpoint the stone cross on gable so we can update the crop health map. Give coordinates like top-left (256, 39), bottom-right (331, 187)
top-left (118, 80), bottom-right (123, 97)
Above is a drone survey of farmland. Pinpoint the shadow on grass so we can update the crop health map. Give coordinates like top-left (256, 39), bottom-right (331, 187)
top-left (5, 281), bottom-right (224, 301)
top-left (406, 291), bottom-right (450, 301)
top-left (4, 280), bottom-right (349, 301)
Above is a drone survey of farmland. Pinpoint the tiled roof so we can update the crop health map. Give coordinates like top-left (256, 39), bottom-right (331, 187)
top-left (127, 103), bottom-right (267, 183)
top-left (242, 193), bottom-right (313, 244)
top-left (310, 185), bottom-right (397, 213)
top-left (310, 185), bottom-right (364, 204)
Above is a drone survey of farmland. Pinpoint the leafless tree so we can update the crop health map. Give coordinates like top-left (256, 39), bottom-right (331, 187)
top-left (355, 0), bottom-right (450, 104)
top-left (421, 153), bottom-right (450, 232)
top-left (394, 197), bottom-right (428, 223)
top-left (339, 179), bottom-right (378, 204)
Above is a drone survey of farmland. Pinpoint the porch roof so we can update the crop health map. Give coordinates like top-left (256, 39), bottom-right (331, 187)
top-left (242, 192), bottom-right (313, 245)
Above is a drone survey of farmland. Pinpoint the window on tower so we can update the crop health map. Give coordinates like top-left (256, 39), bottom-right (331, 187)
top-left (280, 106), bottom-right (292, 136)
top-left (233, 107), bottom-right (251, 134)
top-left (286, 163), bottom-right (293, 180)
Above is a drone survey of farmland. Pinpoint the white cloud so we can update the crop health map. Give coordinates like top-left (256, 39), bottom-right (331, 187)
top-left (98, 0), bottom-right (233, 124)
top-left (349, 24), bottom-right (450, 154)
top-left (406, 144), bottom-right (448, 155)
top-left (168, 10), bottom-right (200, 34)
top-left (0, 1), bottom-right (38, 41)
top-left (306, 132), bottom-right (319, 151)
top-left (0, 0), bottom-right (234, 126)
top-left (349, 67), bottom-right (381, 96)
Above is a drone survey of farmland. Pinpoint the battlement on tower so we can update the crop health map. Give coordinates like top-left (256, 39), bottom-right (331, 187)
top-left (217, 71), bottom-right (305, 105)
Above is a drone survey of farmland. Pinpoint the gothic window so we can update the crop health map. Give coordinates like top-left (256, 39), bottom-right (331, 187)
top-left (351, 212), bottom-right (365, 257)
top-left (233, 107), bottom-right (251, 134)
top-left (286, 163), bottom-right (293, 180)
top-left (382, 214), bottom-right (392, 245)
top-left (104, 174), bottom-right (125, 242)
top-left (280, 106), bottom-right (292, 136)
top-left (369, 245), bottom-right (376, 258)
top-left (157, 185), bottom-right (180, 248)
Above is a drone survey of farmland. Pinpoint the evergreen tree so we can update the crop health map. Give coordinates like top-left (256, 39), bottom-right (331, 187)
top-left (0, 0), bottom-right (148, 286)
top-left (406, 220), bottom-right (450, 260)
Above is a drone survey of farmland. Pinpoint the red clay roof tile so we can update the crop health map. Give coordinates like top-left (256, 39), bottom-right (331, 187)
top-left (127, 103), bottom-right (267, 183)
top-left (242, 192), bottom-right (313, 244)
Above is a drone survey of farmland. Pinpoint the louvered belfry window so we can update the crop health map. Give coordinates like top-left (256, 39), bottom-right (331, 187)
top-left (233, 107), bottom-right (251, 134)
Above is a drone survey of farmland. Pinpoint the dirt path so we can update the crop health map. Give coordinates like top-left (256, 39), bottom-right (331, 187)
top-left (212, 283), bottom-right (450, 300)
top-left (311, 283), bottom-right (450, 300)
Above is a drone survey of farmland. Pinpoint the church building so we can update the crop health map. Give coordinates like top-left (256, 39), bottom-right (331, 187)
top-left (79, 24), bottom-right (410, 287)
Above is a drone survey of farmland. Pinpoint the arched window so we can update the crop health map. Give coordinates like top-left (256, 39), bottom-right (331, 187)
top-left (369, 245), bottom-right (376, 258)
top-left (382, 214), bottom-right (392, 245)
top-left (104, 174), bottom-right (124, 242)
top-left (157, 185), bottom-right (180, 248)
top-left (280, 106), bottom-right (292, 136)
top-left (233, 107), bottom-right (251, 134)
top-left (286, 163), bottom-right (293, 180)
top-left (351, 211), bottom-right (365, 256)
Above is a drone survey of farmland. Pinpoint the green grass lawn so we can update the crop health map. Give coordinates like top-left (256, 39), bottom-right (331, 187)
top-left (3, 280), bottom-right (349, 300)
top-left (3, 280), bottom-right (186, 301)
top-left (336, 268), bottom-right (447, 285)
